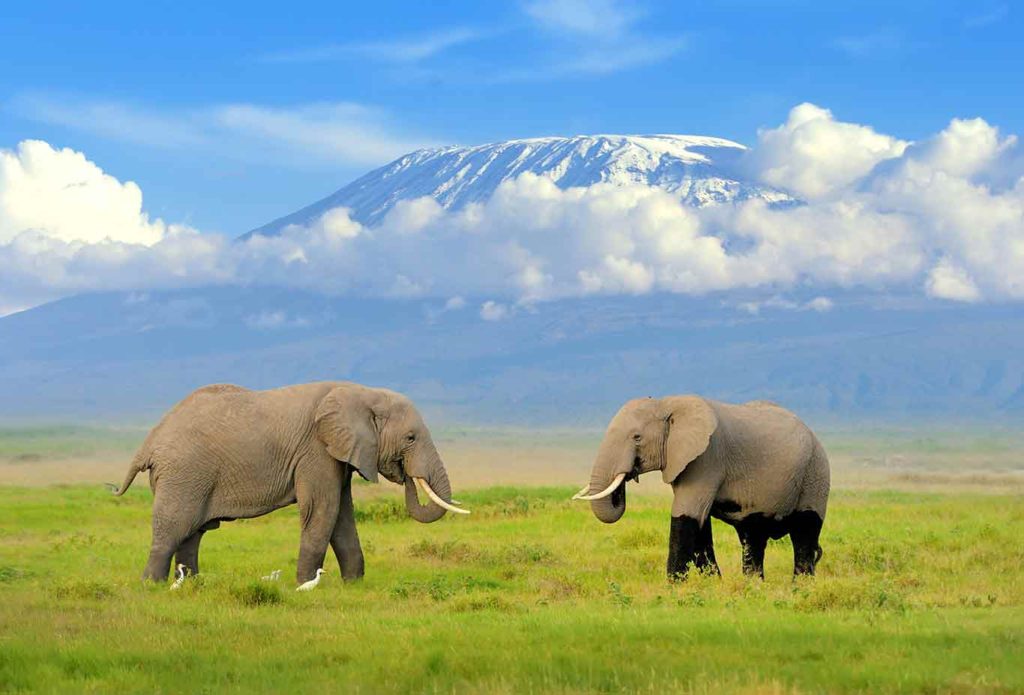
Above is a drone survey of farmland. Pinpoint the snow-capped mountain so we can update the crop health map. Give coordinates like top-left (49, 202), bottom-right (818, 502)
top-left (244, 134), bottom-right (793, 236)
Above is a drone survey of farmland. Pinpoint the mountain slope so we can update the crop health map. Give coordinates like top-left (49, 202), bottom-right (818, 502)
top-left (244, 134), bottom-right (793, 235)
top-left (1, 287), bottom-right (1020, 423)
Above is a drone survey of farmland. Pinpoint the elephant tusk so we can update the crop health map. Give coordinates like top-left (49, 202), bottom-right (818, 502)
top-left (570, 485), bottom-right (591, 500)
top-left (415, 478), bottom-right (470, 515)
top-left (573, 473), bottom-right (626, 501)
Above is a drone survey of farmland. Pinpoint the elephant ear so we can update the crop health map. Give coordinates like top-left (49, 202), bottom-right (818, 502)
top-left (314, 386), bottom-right (380, 483)
top-left (662, 396), bottom-right (719, 484)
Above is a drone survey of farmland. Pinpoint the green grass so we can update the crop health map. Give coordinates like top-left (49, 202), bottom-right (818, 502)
top-left (1, 485), bottom-right (1022, 693)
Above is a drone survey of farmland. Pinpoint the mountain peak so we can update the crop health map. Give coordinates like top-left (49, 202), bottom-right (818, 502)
top-left (244, 133), bottom-right (791, 237)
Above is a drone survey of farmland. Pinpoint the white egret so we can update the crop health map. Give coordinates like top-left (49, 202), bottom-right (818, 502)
top-left (169, 563), bottom-right (186, 591)
top-left (261, 569), bottom-right (282, 581)
top-left (296, 568), bottom-right (325, 592)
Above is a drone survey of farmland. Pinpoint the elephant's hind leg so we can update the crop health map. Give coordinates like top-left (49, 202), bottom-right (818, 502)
top-left (143, 497), bottom-right (198, 582)
top-left (174, 520), bottom-right (220, 576)
top-left (736, 518), bottom-right (769, 579)
top-left (790, 510), bottom-right (824, 576)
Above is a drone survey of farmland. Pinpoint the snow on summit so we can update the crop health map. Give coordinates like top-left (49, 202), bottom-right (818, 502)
top-left (244, 134), bottom-right (793, 237)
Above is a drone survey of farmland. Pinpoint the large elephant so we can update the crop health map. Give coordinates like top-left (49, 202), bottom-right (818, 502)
top-left (114, 381), bottom-right (468, 583)
top-left (573, 396), bottom-right (829, 579)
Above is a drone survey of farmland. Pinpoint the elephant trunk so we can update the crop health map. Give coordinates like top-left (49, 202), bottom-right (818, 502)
top-left (404, 477), bottom-right (447, 523)
top-left (587, 442), bottom-right (632, 524)
top-left (590, 479), bottom-right (626, 523)
top-left (403, 448), bottom-right (455, 523)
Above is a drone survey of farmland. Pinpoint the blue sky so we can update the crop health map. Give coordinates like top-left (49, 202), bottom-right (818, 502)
top-left (1, 0), bottom-right (1021, 236)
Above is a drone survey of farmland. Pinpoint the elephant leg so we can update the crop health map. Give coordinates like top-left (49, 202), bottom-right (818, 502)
top-left (174, 520), bottom-right (220, 576)
top-left (736, 519), bottom-right (769, 579)
top-left (330, 467), bottom-right (365, 582)
top-left (295, 456), bottom-right (342, 583)
top-left (174, 531), bottom-right (204, 576)
top-left (790, 510), bottom-right (824, 576)
top-left (142, 496), bottom-right (195, 582)
top-left (667, 515), bottom-right (702, 580)
top-left (693, 518), bottom-right (720, 576)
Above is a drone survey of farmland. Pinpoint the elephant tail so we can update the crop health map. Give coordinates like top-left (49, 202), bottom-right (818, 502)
top-left (111, 448), bottom-right (152, 496)
top-left (814, 544), bottom-right (824, 565)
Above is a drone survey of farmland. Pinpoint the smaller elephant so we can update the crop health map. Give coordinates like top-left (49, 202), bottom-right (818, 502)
top-left (113, 381), bottom-right (469, 584)
top-left (573, 396), bottom-right (829, 579)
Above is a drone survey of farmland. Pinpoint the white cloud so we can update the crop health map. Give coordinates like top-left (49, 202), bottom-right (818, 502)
top-left (524, 0), bottom-right (640, 38)
top-left (245, 310), bottom-right (310, 329)
top-left (444, 296), bottom-right (466, 310)
top-left (513, 0), bottom-right (686, 79)
top-left (737, 296), bottom-right (835, 315)
top-left (13, 94), bottom-right (435, 168)
top-left (806, 296), bottom-right (834, 312)
top-left (212, 103), bottom-right (437, 166)
top-left (3, 104), bottom-right (1024, 314)
top-left (925, 259), bottom-right (981, 302)
top-left (831, 27), bottom-right (904, 59)
top-left (0, 140), bottom-right (177, 246)
top-left (747, 103), bottom-right (908, 199)
top-left (963, 4), bottom-right (1009, 28)
top-left (262, 28), bottom-right (485, 64)
top-left (480, 300), bottom-right (510, 321)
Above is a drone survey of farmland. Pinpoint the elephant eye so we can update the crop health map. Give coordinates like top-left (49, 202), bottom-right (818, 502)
top-left (632, 433), bottom-right (642, 442)
top-left (406, 433), bottom-right (416, 442)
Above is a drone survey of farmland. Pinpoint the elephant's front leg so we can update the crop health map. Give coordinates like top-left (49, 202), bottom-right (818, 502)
top-left (667, 515), bottom-right (701, 579)
top-left (330, 466), bottom-right (365, 581)
top-left (295, 457), bottom-right (342, 583)
top-left (667, 475), bottom-right (720, 580)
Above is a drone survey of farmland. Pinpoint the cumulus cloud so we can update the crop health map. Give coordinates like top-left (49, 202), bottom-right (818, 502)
top-left (746, 103), bottom-right (908, 199)
top-left (925, 259), bottom-right (981, 302)
top-left (479, 301), bottom-right (510, 321)
top-left (0, 140), bottom-right (174, 246)
top-left (3, 103), bottom-right (1024, 314)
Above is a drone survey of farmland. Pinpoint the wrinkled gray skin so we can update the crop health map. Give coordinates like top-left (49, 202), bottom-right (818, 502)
top-left (114, 382), bottom-right (458, 584)
top-left (583, 396), bottom-right (830, 578)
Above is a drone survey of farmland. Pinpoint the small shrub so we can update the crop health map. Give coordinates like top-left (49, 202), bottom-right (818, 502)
top-left (428, 576), bottom-right (455, 602)
top-left (496, 496), bottom-right (539, 518)
top-left (540, 575), bottom-right (587, 601)
top-left (232, 581), bottom-right (283, 607)
top-left (617, 528), bottom-right (661, 550)
top-left (52, 580), bottom-right (116, 600)
top-left (502, 543), bottom-right (554, 564)
top-left (607, 581), bottom-right (633, 608)
top-left (0, 566), bottom-right (27, 583)
top-left (452, 595), bottom-right (518, 613)
top-left (355, 499), bottom-right (407, 523)
top-left (408, 539), bottom-right (478, 562)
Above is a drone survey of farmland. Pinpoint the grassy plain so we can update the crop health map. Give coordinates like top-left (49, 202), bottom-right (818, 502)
top-left (0, 425), bottom-right (1022, 693)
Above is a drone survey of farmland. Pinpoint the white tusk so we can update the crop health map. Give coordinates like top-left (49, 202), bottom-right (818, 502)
top-left (415, 478), bottom-right (470, 514)
top-left (573, 473), bottom-right (626, 501)
top-left (571, 485), bottom-right (591, 500)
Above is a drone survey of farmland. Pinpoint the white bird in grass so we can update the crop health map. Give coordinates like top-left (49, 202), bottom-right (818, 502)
top-left (169, 563), bottom-right (187, 591)
top-left (261, 569), bottom-right (282, 581)
top-left (296, 568), bottom-right (325, 592)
